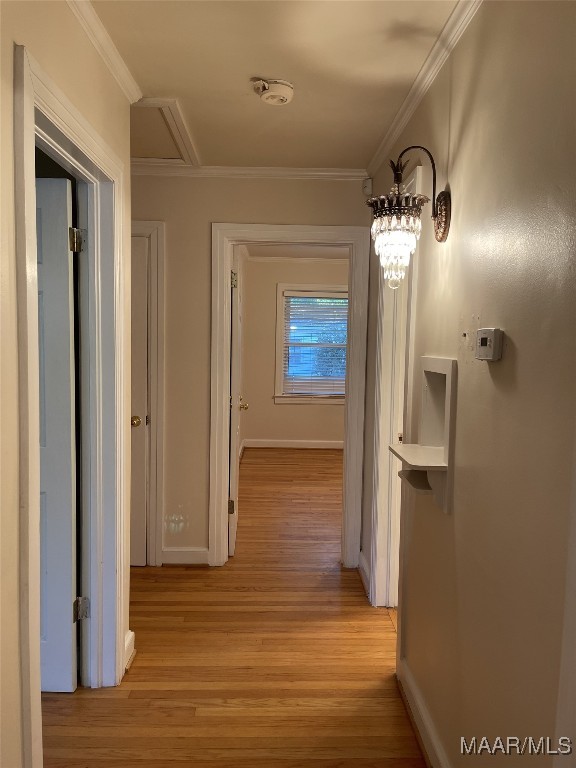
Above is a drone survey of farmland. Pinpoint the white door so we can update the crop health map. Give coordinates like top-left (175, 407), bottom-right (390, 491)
top-left (130, 235), bottom-right (149, 566)
top-left (228, 256), bottom-right (245, 556)
top-left (37, 178), bottom-right (77, 692)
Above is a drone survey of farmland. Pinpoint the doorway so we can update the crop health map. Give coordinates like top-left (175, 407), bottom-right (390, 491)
top-left (228, 244), bottom-right (350, 558)
top-left (14, 45), bottom-right (130, 763)
top-left (209, 224), bottom-right (370, 568)
top-left (35, 149), bottom-right (84, 692)
top-left (130, 221), bottom-right (166, 566)
top-left (360, 166), bottom-right (423, 609)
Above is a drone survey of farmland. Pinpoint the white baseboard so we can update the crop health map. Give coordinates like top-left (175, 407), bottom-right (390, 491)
top-left (161, 547), bottom-right (210, 565)
top-left (242, 439), bottom-right (344, 450)
top-left (124, 630), bottom-right (135, 671)
top-left (397, 658), bottom-right (452, 768)
top-left (359, 549), bottom-right (371, 601)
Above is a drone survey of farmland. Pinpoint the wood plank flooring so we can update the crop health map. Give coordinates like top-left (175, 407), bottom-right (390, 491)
top-left (42, 448), bottom-right (424, 767)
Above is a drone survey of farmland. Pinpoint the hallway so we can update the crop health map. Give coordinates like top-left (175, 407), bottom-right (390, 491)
top-left (42, 448), bottom-right (424, 767)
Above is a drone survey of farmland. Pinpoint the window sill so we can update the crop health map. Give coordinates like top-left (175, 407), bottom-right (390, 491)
top-left (274, 395), bottom-right (345, 405)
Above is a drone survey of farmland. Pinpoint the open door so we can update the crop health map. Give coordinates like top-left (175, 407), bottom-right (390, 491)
top-left (37, 178), bottom-right (77, 692)
top-left (228, 253), bottom-right (245, 556)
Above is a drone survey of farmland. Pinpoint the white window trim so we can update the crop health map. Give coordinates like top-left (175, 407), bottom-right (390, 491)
top-left (274, 283), bottom-right (348, 405)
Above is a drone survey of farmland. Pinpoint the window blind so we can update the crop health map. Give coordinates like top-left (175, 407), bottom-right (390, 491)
top-left (281, 291), bottom-right (348, 396)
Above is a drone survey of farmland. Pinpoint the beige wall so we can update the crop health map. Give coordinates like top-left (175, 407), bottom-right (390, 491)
top-left (131, 176), bottom-right (369, 549)
top-left (372, 2), bottom-right (576, 762)
top-left (241, 256), bottom-right (349, 445)
top-left (0, 3), bottom-right (131, 764)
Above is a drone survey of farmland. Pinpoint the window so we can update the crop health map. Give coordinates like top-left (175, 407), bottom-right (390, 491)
top-left (275, 284), bottom-right (348, 403)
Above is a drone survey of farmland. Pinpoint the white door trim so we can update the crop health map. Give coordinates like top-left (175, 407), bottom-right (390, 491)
top-left (368, 273), bottom-right (404, 607)
top-left (209, 223), bottom-right (370, 568)
top-left (14, 46), bottom-right (129, 767)
top-left (366, 167), bottom-right (422, 607)
top-left (132, 221), bottom-right (166, 566)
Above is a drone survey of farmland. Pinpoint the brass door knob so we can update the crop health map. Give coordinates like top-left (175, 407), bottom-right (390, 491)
top-left (131, 415), bottom-right (142, 427)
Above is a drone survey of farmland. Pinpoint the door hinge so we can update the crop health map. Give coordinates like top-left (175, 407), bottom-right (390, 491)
top-left (231, 270), bottom-right (238, 289)
top-left (73, 596), bottom-right (90, 622)
top-left (228, 499), bottom-right (235, 515)
top-left (69, 227), bottom-right (86, 253)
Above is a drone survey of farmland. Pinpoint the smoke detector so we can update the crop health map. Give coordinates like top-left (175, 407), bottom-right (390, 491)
top-left (253, 78), bottom-right (294, 106)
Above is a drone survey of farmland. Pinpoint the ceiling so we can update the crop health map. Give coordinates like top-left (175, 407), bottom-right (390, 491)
top-left (92, 0), bottom-right (458, 170)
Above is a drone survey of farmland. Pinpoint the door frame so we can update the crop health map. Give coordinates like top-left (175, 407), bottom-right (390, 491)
top-left (14, 46), bottom-right (130, 766)
top-left (227, 245), bottom-right (245, 558)
top-left (364, 166), bottom-right (422, 607)
top-left (131, 221), bottom-right (166, 566)
top-left (209, 223), bottom-right (370, 568)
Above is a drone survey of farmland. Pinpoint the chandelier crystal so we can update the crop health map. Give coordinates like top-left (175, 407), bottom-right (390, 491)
top-left (368, 181), bottom-right (429, 289)
top-left (366, 148), bottom-right (451, 289)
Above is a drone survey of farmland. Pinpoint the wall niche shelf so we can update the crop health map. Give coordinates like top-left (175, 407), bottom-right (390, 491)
top-left (389, 356), bottom-right (457, 513)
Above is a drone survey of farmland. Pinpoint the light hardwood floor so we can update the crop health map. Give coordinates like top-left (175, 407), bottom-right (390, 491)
top-left (42, 447), bottom-right (424, 767)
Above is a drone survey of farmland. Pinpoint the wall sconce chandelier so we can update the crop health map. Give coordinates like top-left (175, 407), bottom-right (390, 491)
top-left (366, 145), bottom-right (451, 289)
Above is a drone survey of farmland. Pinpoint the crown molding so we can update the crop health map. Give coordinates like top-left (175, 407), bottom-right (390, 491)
top-left (131, 162), bottom-right (368, 181)
top-left (133, 98), bottom-right (201, 166)
top-left (367, 0), bottom-right (483, 176)
top-left (66, 0), bottom-right (142, 103)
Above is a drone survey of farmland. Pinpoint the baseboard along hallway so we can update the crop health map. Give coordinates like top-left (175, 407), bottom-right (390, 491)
top-left (41, 448), bottom-right (424, 766)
